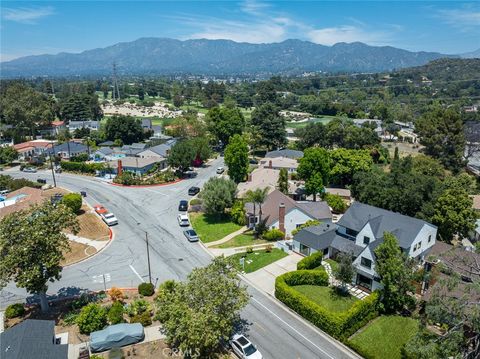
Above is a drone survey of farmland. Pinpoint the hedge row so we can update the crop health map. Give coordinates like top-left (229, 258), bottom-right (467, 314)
top-left (297, 251), bottom-right (323, 270)
top-left (60, 161), bottom-right (105, 174)
top-left (275, 270), bottom-right (379, 340)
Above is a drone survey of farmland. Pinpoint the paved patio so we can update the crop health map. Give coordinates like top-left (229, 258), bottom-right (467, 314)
top-left (323, 261), bottom-right (370, 300)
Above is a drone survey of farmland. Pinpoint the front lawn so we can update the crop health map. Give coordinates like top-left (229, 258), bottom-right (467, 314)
top-left (189, 213), bottom-right (242, 243)
top-left (230, 248), bottom-right (288, 273)
top-left (325, 258), bottom-right (339, 273)
top-left (348, 315), bottom-right (420, 359)
top-left (214, 232), bottom-right (268, 248)
top-left (293, 285), bottom-right (358, 313)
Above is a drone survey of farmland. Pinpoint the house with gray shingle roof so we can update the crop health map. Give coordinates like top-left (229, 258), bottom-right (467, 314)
top-left (293, 202), bottom-right (437, 291)
top-left (265, 149), bottom-right (304, 160)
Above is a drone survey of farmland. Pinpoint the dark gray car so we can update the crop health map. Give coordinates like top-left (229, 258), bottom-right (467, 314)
top-left (183, 229), bottom-right (199, 242)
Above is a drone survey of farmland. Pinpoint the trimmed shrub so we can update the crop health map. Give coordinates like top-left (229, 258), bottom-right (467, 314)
top-left (138, 282), bottom-right (155, 297)
top-left (108, 287), bottom-right (125, 303)
top-left (275, 270), bottom-right (379, 340)
top-left (246, 246), bottom-right (253, 254)
top-left (107, 301), bottom-right (125, 325)
top-left (297, 251), bottom-right (324, 270)
top-left (262, 228), bottom-right (285, 241)
top-left (126, 299), bottom-right (151, 317)
top-left (189, 198), bottom-right (202, 206)
top-left (130, 311), bottom-right (152, 327)
top-left (230, 200), bottom-right (246, 225)
top-left (61, 193), bottom-right (82, 214)
top-left (76, 303), bottom-right (108, 334)
top-left (60, 161), bottom-right (105, 174)
top-left (5, 303), bottom-right (25, 319)
top-left (325, 193), bottom-right (347, 214)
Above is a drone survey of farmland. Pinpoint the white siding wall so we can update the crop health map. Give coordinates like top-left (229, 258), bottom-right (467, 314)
top-left (355, 223), bottom-right (376, 247)
top-left (292, 240), bottom-right (318, 256)
top-left (408, 224), bottom-right (437, 258)
top-left (353, 247), bottom-right (379, 278)
top-left (271, 208), bottom-right (314, 237)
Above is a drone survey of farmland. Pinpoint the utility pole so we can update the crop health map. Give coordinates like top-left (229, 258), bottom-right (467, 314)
top-left (145, 232), bottom-right (152, 284)
top-left (49, 153), bottom-right (57, 187)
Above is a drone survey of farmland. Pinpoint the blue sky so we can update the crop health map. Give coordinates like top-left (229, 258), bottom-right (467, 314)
top-left (1, 1), bottom-right (479, 62)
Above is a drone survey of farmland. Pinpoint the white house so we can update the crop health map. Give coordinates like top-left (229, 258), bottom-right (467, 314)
top-left (244, 189), bottom-right (332, 238)
top-left (292, 202), bottom-right (437, 291)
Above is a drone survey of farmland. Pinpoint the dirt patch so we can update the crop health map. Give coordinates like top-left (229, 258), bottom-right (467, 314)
top-left (42, 187), bottom-right (70, 198)
top-left (94, 340), bottom-right (184, 359)
top-left (383, 141), bottom-right (424, 158)
top-left (61, 241), bottom-right (97, 266)
top-left (75, 206), bottom-right (110, 241)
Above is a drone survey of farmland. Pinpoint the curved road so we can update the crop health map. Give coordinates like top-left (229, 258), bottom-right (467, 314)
top-left (1, 160), bottom-right (359, 359)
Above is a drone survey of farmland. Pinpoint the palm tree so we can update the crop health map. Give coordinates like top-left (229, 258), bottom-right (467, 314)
top-left (245, 188), bottom-right (269, 234)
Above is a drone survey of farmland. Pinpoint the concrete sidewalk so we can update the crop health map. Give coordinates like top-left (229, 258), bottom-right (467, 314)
top-left (244, 252), bottom-right (303, 295)
top-left (67, 233), bottom-right (109, 251)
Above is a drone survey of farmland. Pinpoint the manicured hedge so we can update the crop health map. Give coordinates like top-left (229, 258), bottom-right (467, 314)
top-left (297, 251), bottom-right (324, 270)
top-left (275, 270), bottom-right (379, 340)
top-left (60, 161), bottom-right (105, 174)
top-left (138, 282), bottom-right (155, 296)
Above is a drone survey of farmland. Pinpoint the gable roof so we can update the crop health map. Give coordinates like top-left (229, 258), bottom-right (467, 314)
top-left (143, 139), bottom-right (177, 157)
top-left (108, 156), bottom-right (162, 169)
top-left (245, 189), bottom-right (331, 226)
top-left (47, 141), bottom-right (88, 155)
top-left (0, 187), bottom-right (45, 219)
top-left (0, 319), bottom-right (67, 359)
top-left (265, 149), bottom-right (304, 159)
top-left (95, 147), bottom-right (114, 156)
top-left (98, 140), bottom-right (115, 146)
top-left (338, 202), bottom-right (434, 248)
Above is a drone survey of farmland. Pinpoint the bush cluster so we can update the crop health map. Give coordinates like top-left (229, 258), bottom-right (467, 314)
top-left (130, 311), bottom-right (152, 327)
top-left (230, 200), bottom-right (246, 225)
top-left (76, 303), bottom-right (108, 334)
top-left (297, 251), bottom-right (324, 270)
top-left (61, 193), bottom-right (82, 214)
top-left (325, 193), bottom-right (347, 213)
top-left (60, 161), bottom-right (105, 174)
top-left (107, 301), bottom-right (125, 324)
top-left (138, 282), bottom-right (155, 296)
top-left (5, 303), bottom-right (25, 319)
top-left (262, 228), bottom-right (285, 241)
top-left (275, 270), bottom-right (379, 340)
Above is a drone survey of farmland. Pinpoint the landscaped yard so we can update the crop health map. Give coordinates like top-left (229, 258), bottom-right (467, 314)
top-left (325, 258), bottom-right (339, 272)
top-left (230, 248), bottom-right (288, 273)
top-left (293, 285), bottom-right (358, 313)
top-left (214, 231), bottom-right (268, 248)
top-left (189, 213), bottom-right (242, 243)
top-left (349, 315), bottom-right (420, 359)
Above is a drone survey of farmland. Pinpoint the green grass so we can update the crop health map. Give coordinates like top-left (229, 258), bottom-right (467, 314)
top-left (325, 258), bottom-right (339, 273)
top-left (286, 116), bottom-right (337, 129)
top-left (230, 248), bottom-right (288, 273)
top-left (214, 232), bottom-right (268, 249)
top-left (292, 285), bottom-right (358, 313)
top-left (190, 213), bottom-right (242, 243)
top-left (349, 316), bottom-right (420, 359)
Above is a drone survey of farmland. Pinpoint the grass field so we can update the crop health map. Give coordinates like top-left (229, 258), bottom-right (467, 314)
top-left (230, 248), bottom-right (288, 273)
top-left (190, 213), bottom-right (242, 243)
top-left (214, 231), bottom-right (268, 248)
top-left (293, 285), bottom-right (358, 313)
top-left (286, 116), bottom-right (336, 129)
top-left (349, 316), bottom-right (420, 359)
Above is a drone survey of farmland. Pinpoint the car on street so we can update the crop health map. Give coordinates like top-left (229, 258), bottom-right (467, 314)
top-left (188, 186), bottom-right (200, 196)
top-left (101, 212), bottom-right (118, 226)
top-left (94, 204), bottom-right (108, 215)
top-left (80, 191), bottom-right (87, 197)
top-left (177, 214), bottom-right (190, 227)
top-left (216, 166), bottom-right (225, 174)
top-left (183, 229), bottom-right (199, 242)
top-left (178, 200), bottom-right (188, 211)
top-left (54, 167), bottom-right (62, 173)
top-left (0, 189), bottom-right (9, 196)
top-left (37, 178), bottom-right (47, 184)
top-left (230, 334), bottom-right (262, 359)
top-left (249, 158), bottom-right (258, 164)
top-left (23, 167), bottom-right (37, 173)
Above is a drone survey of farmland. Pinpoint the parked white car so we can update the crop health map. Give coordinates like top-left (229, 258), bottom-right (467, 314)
top-left (177, 214), bottom-right (190, 227)
top-left (101, 212), bottom-right (118, 226)
top-left (216, 166), bottom-right (225, 174)
top-left (230, 334), bottom-right (262, 359)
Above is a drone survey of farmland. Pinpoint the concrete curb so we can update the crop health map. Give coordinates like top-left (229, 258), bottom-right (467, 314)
top-left (108, 178), bottom-right (184, 188)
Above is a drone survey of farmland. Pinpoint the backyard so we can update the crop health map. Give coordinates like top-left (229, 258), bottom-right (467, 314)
top-left (348, 315), bottom-right (420, 359)
top-left (189, 213), bottom-right (242, 243)
top-left (230, 248), bottom-right (288, 273)
top-left (293, 285), bottom-right (358, 313)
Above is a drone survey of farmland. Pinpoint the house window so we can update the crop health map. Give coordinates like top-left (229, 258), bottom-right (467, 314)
top-left (360, 257), bottom-right (372, 269)
top-left (363, 236), bottom-right (370, 245)
top-left (299, 244), bottom-right (310, 256)
top-left (346, 228), bottom-right (358, 237)
top-left (428, 235), bottom-right (432, 243)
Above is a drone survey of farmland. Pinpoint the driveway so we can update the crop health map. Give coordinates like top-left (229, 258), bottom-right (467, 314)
top-left (245, 252), bottom-right (303, 295)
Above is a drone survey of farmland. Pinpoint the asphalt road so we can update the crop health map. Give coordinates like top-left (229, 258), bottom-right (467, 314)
top-left (1, 160), bottom-right (359, 359)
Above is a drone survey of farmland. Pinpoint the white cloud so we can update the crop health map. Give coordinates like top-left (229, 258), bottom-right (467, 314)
top-left (307, 25), bottom-right (391, 46)
top-left (436, 8), bottom-right (480, 28)
top-left (2, 6), bottom-right (54, 24)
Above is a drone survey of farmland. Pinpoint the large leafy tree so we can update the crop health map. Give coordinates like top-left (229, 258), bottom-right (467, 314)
top-left (206, 107), bottom-right (245, 146)
top-left (105, 115), bottom-right (144, 145)
top-left (374, 232), bottom-right (415, 313)
top-left (0, 146), bottom-right (18, 165)
top-left (155, 257), bottom-right (249, 358)
top-left (294, 122), bottom-right (329, 151)
top-left (59, 93), bottom-right (102, 122)
top-left (415, 105), bottom-right (466, 173)
top-left (277, 168), bottom-right (289, 194)
top-left (224, 134), bottom-right (249, 183)
top-left (297, 147), bottom-right (331, 190)
top-left (0, 201), bottom-right (79, 312)
top-left (431, 188), bottom-right (477, 241)
top-left (168, 140), bottom-right (196, 173)
top-left (0, 82), bottom-right (55, 140)
top-left (329, 148), bottom-right (373, 186)
top-left (251, 102), bottom-right (287, 150)
top-left (201, 177), bottom-right (237, 215)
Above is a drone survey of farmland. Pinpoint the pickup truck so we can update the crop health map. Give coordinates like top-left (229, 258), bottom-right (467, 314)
top-left (101, 212), bottom-right (118, 226)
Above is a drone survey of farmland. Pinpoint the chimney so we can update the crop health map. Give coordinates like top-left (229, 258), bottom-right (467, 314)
top-left (279, 202), bottom-right (286, 234)
top-left (269, 160), bottom-right (273, 169)
top-left (117, 159), bottom-right (123, 176)
top-left (247, 173), bottom-right (252, 182)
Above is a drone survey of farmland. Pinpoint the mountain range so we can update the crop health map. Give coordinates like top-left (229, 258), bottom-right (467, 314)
top-left (1, 37), bottom-right (477, 77)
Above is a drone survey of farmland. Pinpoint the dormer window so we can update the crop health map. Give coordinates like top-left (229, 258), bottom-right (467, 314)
top-left (360, 257), bottom-right (372, 269)
top-left (363, 236), bottom-right (370, 245)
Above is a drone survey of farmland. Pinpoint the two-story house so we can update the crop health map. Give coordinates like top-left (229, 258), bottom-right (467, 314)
top-left (292, 202), bottom-right (437, 291)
